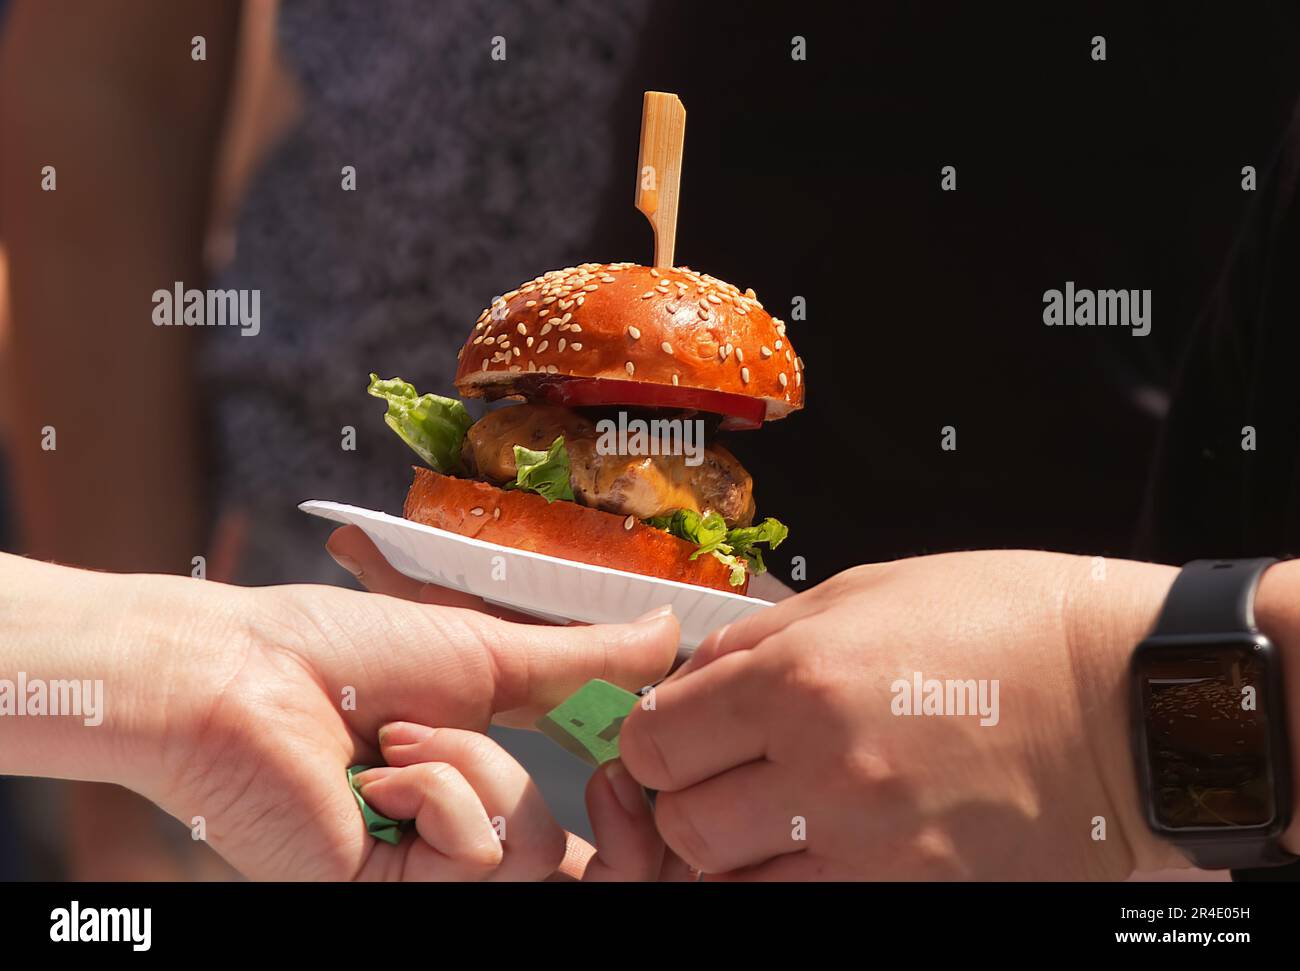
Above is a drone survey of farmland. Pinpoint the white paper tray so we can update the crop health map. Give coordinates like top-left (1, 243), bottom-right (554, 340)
top-left (299, 500), bottom-right (772, 651)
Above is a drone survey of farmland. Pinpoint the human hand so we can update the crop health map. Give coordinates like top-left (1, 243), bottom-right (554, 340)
top-left (619, 550), bottom-right (1184, 880)
top-left (11, 555), bottom-right (680, 880)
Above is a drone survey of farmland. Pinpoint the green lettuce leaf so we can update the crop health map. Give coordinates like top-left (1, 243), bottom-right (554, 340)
top-left (646, 510), bottom-right (788, 587)
top-left (368, 374), bottom-right (472, 474)
top-left (511, 435), bottom-right (575, 503)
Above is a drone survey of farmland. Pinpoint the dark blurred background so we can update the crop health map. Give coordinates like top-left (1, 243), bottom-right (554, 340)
top-left (3, 0), bottom-right (1300, 879)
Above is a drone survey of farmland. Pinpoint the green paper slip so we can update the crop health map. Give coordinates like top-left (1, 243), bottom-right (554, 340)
top-left (535, 679), bottom-right (640, 767)
top-left (347, 764), bottom-right (408, 845)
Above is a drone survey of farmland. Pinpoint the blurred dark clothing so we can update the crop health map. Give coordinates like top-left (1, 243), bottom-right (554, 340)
top-left (587, 1), bottom-right (1300, 583)
top-left (1139, 99), bottom-right (1300, 563)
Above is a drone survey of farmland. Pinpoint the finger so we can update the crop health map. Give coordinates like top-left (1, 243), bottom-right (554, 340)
top-left (355, 762), bottom-right (504, 881)
top-left (675, 589), bottom-right (824, 679)
top-left (579, 760), bottom-right (663, 882)
top-left (378, 722), bottom-right (566, 881)
top-left (325, 526), bottom-right (537, 622)
top-left (620, 648), bottom-right (767, 792)
top-left (652, 759), bottom-right (802, 874)
top-left (479, 605), bottom-right (680, 724)
top-left (548, 832), bottom-right (597, 881)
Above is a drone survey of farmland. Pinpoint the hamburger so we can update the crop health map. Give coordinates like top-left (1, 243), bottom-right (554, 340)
top-left (369, 261), bottom-right (803, 594)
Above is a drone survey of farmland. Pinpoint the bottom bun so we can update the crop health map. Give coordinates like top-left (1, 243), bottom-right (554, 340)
top-left (403, 467), bottom-right (746, 594)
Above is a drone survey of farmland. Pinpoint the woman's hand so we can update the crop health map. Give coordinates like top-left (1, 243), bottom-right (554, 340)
top-left (0, 551), bottom-right (679, 880)
top-left (618, 550), bottom-right (1184, 880)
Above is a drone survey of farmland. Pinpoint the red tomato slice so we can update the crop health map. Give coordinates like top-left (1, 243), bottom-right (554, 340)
top-left (534, 377), bottom-right (766, 430)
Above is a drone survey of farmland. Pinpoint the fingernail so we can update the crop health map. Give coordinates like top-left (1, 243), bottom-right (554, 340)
top-left (353, 766), bottom-right (398, 790)
top-left (378, 722), bottom-right (436, 747)
top-left (603, 759), bottom-right (649, 815)
top-left (634, 604), bottom-right (674, 623)
top-left (327, 547), bottom-right (364, 578)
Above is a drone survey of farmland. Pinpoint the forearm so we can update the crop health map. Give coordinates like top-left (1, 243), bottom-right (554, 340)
top-left (1250, 559), bottom-right (1300, 851)
top-left (0, 552), bottom-right (241, 794)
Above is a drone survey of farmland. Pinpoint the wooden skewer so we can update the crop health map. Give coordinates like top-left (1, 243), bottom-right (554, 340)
top-left (634, 91), bottom-right (686, 269)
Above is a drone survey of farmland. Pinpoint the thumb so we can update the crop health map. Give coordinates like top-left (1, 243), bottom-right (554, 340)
top-left (480, 605), bottom-right (679, 727)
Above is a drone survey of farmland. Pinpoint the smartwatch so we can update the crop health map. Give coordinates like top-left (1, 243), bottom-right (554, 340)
top-left (1130, 557), bottom-right (1296, 870)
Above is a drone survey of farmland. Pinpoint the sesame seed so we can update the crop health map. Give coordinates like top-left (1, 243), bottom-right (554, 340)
top-left (547, 364), bottom-right (559, 374)
top-left (741, 367), bottom-right (750, 383)
top-left (510, 365), bottom-right (521, 372)
top-left (698, 298), bottom-right (711, 311)
top-left (708, 294), bottom-right (722, 304)
top-left (493, 507), bottom-right (501, 519)
top-left (628, 326), bottom-right (641, 339)
top-left (558, 338), bottom-right (567, 352)
top-left (571, 342), bottom-right (583, 351)
top-left (516, 323), bottom-right (527, 336)
top-left (583, 284), bottom-right (599, 292)
top-left (661, 341), bottom-right (674, 355)
top-left (570, 324), bottom-right (582, 333)
top-left (725, 343), bottom-right (733, 357)
top-left (650, 268), bottom-right (660, 277)
top-left (745, 288), bottom-right (756, 298)
top-left (540, 322), bottom-right (553, 336)
top-left (538, 309), bottom-right (549, 318)
top-left (576, 296), bottom-right (585, 306)
top-left (526, 336), bottom-right (534, 347)
top-left (642, 291), bottom-right (655, 299)
top-left (601, 275), bottom-right (615, 283)
top-left (528, 360), bottom-right (537, 372)
top-left (473, 336), bottom-right (484, 345)
top-left (778, 372), bottom-right (788, 388)
top-left (625, 361), bottom-right (635, 376)
top-left (560, 312), bottom-right (572, 325)
top-left (698, 307), bottom-right (710, 320)
top-left (624, 515), bottom-right (635, 530)
top-left (537, 340), bottom-right (548, 353)
top-left (761, 346), bottom-right (772, 357)
top-left (735, 348), bottom-right (744, 364)
top-left (470, 507), bottom-right (485, 516)
top-left (672, 373), bottom-right (679, 386)
top-left (543, 296), bottom-right (557, 304)
top-left (718, 346), bottom-right (727, 360)
top-left (481, 359), bottom-right (489, 371)
top-left (736, 305), bottom-right (748, 315)
top-left (774, 339), bottom-right (782, 350)
top-left (513, 347), bottom-right (521, 357)
top-left (499, 339), bottom-right (510, 349)
top-left (505, 290), bottom-right (519, 299)
top-left (796, 371), bottom-right (801, 386)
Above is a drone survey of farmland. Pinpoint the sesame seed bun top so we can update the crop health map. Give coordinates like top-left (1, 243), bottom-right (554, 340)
top-left (453, 262), bottom-right (805, 421)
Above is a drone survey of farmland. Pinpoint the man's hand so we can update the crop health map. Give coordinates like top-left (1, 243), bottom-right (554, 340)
top-left (619, 550), bottom-right (1184, 880)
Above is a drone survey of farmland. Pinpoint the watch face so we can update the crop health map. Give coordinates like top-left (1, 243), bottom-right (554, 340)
top-left (1135, 638), bottom-right (1279, 831)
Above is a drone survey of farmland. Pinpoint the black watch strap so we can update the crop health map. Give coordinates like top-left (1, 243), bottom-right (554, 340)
top-left (1151, 558), bottom-right (1276, 637)
top-left (1148, 558), bottom-right (1296, 873)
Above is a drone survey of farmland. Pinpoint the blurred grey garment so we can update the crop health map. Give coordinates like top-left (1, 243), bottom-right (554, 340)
top-left (203, 0), bottom-right (651, 587)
